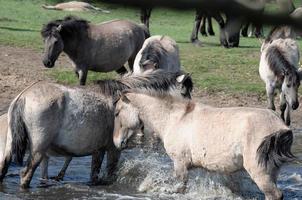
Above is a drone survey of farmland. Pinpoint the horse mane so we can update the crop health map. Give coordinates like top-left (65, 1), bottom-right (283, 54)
top-left (94, 70), bottom-right (193, 98)
top-left (265, 26), bottom-right (296, 43)
top-left (41, 15), bottom-right (89, 39)
top-left (266, 45), bottom-right (298, 80)
top-left (139, 38), bottom-right (168, 69)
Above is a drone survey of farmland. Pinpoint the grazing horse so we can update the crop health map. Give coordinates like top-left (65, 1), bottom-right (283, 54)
top-left (41, 16), bottom-right (149, 85)
top-left (113, 90), bottom-right (294, 200)
top-left (0, 70), bottom-right (193, 188)
top-left (42, 1), bottom-right (110, 13)
top-left (259, 26), bottom-right (301, 125)
top-left (133, 35), bottom-right (181, 74)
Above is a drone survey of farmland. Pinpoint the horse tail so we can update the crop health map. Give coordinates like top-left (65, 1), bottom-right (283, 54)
top-left (140, 24), bottom-right (150, 39)
top-left (257, 129), bottom-right (295, 170)
top-left (7, 81), bottom-right (40, 165)
top-left (42, 5), bottom-right (57, 10)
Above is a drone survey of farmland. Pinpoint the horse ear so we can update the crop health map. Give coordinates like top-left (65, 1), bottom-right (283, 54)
top-left (56, 24), bottom-right (62, 32)
top-left (176, 72), bottom-right (191, 83)
top-left (121, 92), bottom-right (131, 104)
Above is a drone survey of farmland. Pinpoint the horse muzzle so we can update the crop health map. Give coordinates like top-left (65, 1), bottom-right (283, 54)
top-left (43, 59), bottom-right (55, 68)
top-left (292, 101), bottom-right (299, 110)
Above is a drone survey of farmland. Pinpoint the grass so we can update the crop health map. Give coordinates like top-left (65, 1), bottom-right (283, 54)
top-left (0, 0), bottom-right (302, 95)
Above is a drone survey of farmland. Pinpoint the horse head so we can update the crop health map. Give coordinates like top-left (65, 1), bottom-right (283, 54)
top-left (113, 92), bottom-right (143, 149)
top-left (41, 24), bottom-right (64, 68)
top-left (282, 68), bottom-right (302, 110)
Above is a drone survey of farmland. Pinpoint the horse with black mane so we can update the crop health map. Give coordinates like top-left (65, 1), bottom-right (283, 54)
top-left (41, 16), bottom-right (149, 85)
top-left (0, 70), bottom-right (193, 188)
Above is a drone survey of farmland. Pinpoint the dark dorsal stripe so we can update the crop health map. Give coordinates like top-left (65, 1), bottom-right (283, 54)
top-left (266, 46), bottom-right (295, 80)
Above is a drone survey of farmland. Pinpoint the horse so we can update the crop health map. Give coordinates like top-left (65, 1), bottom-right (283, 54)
top-left (41, 16), bottom-right (150, 85)
top-left (0, 70), bottom-right (193, 188)
top-left (0, 112), bottom-right (72, 181)
top-left (133, 35), bottom-right (181, 74)
top-left (259, 26), bottom-right (301, 125)
top-left (113, 89), bottom-right (295, 200)
top-left (42, 1), bottom-right (110, 13)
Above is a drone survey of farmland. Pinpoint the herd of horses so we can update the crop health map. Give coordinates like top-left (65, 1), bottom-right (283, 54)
top-left (0, 3), bottom-right (302, 200)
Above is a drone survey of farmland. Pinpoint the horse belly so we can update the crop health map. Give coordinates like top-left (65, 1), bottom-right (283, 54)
top-left (191, 137), bottom-right (243, 173)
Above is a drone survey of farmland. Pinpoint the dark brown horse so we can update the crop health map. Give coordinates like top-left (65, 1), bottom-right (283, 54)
top-left (42, 16), bottom-right (149, 85)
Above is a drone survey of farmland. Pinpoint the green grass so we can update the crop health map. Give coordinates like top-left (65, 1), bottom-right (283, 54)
top-left (1, 0), bottom-right (302, 95)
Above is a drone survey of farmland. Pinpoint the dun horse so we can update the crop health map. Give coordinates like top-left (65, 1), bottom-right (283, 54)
top-left (133, 35), bottom-right (181, 74)
top-left (41, 16), bottom-right (149, 85)
top-left (0, 70), bottom-right (193, 188)
top-left (113, 90), bottom-right (294, 200)
top-left (259, 26), bottom-right (302, 125)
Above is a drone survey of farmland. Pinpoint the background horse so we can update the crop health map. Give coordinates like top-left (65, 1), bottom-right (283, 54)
top-left (259, 26), bottom-right (301, 125)
top-left (133, 35), bottom-right (181, 74)
top-left (0, 70), bottom-right (193, 188)
top-left (41, 16), bottom-right (149, 85)
top-left (42, 1), bottom-right (110, 13)
top-left (113, 90), bottom-right (294, 200)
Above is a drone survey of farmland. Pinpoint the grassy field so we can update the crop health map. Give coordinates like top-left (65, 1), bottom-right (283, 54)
top-left (0, 0), bottom-right (301, 95)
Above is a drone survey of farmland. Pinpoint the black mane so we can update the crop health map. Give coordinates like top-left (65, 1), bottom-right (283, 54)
top-left (94, 70), bottom-right (193, 99)
top-left (265, 26), bottom-right (296, 43)
top-left (41, 15), bottom-right (89, 39)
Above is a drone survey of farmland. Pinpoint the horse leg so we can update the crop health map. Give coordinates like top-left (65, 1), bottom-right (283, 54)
top-left (0, 152), bottom-right (12, 182)
top-left (173, 159), bottom-right (188, 193)
top-left (241, 22), bottom-right (250, 37)
top-left (77, 68), bottom-right (88, 86)
top-left (40, 156), bottom-right (49, 179)
top-left (20, 152), bottom-right (43, 188)
top-left (52, 156), bottom-right (72, 181)
top-left (90, 149), bottom-right (105, 185)
top-left (115, 66), bottom-right (128, 75)
top-left (199, 15), bottom-right (207, 36)
top-left (245, 168), bottom-right (282, 200)
top-left (106, 147), bottom-right (120, 179)
top-left (266, 83), bottom-right (276, 110)
top-left (190, 9), bottom-right (203, 46)
top-left (207, 16), bottom-right (215, 36)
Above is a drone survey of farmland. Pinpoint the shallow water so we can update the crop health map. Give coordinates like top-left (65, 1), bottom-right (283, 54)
top-left (0, 131), bottom-right (302, 200)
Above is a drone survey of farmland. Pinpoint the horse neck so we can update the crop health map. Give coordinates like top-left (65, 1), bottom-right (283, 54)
top-left (62, 33), bottom-right (89, 60)
top-left (128, 93), bottom-right (181, 140)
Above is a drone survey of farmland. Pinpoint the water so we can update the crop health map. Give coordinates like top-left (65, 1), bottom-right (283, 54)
top-left (0, 131), bottom-right (302, 200)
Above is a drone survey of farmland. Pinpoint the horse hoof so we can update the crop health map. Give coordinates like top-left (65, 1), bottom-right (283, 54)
top-left (191, 40), bottom-right (203, 47)
top-left (50, 176), bottom-right (63, 181)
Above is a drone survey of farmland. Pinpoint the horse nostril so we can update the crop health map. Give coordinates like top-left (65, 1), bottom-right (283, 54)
top-left (292, 102), bottom-right (299, 110)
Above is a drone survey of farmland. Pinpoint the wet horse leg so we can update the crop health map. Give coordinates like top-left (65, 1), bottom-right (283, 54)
top-left (20, 152), bottom-right (43, 188)
top-left (0, 152), bottom-right (12, 182)
top-left (53, 157), bottom-right (72, 181)
top-left (173, 159), bottom-right (189, 193)
top-left (90, 149), bottom-right (105, 185)
top-left (191, 9), bottom-right (203, 46)
top-left (40, 156), bottom-right (49, 179)
top-left (106, 147), bottom-right (120, 178)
